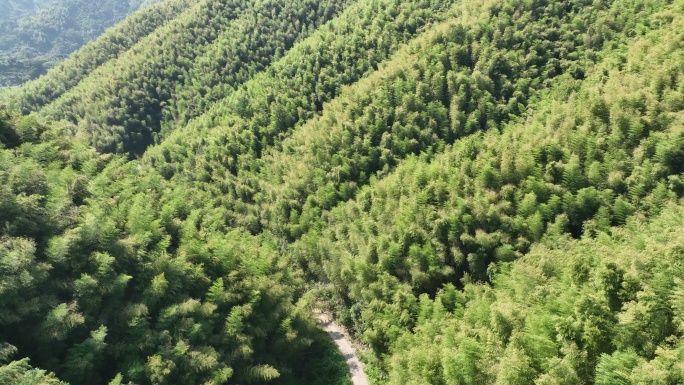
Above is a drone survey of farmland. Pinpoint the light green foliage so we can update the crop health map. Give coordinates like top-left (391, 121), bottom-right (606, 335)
top-left (0, 0), bottom-right (683, 384)
top-left (304, 2), bottom-right (684, 381)
top-left (0, 359), bottom-right (67, 385)
top-left (24, 0), bottom-right (355, 155)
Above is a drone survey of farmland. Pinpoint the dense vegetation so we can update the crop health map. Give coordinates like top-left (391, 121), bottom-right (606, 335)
top-left (314, 7), bottom-right (684, 382)
top-left (0, 0), bottom-right (166, 87)
top-left (10, 0), bottom-right (194, 113)
top-left (1, 0), bottom-right (683, 384)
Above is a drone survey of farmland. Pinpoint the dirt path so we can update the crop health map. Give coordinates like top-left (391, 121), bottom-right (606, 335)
top-left (317, 313), bottom-right (371, 385)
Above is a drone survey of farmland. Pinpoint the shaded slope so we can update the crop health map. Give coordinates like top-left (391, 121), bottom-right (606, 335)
top-left (137, 0), bottom-right (460, 197)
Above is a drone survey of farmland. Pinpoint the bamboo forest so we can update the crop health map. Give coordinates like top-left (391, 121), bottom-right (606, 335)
top-left (0, 0), bottom-right (683, 384)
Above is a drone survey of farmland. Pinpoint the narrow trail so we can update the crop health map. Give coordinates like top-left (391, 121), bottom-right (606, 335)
top-left (317, 313), bottom-right (371, 385)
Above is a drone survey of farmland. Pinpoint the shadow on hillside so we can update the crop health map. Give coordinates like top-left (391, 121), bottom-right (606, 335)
top-left (273, 327), bottom-right (352, 385)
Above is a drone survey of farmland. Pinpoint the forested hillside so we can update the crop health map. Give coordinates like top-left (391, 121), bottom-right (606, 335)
top-left (1, 0), bottom-right (683, 384)
top-left (0, 0), bottom-right (166, 86)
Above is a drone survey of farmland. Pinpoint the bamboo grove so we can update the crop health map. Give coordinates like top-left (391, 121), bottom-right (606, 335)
top-left (1, 0), bottom-right (683, 384)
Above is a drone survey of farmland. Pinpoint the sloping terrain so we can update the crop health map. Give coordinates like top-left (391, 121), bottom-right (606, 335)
top-left (0, 0), bottom-right (683, 384)
top-left (310, 7), bottom-right (684, 382)
top-left (0, 0), bottom-right (167, 86)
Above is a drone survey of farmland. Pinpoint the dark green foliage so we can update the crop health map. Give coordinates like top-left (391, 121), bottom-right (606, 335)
top-left (277, 328), bottom-right (351, 385)
top-left (0, 0), bottom-right (166, 87)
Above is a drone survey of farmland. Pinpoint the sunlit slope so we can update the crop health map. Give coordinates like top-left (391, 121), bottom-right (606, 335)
top-left (300, 3), bottom-right (684, 382)
top-left (7, 0), bottom-right (196, 113)
top-left (139, 0), bottom-right (600, 235)
top-left (0, 0), bottom-right (169, 86)
top-left (0, 0), bottom-right (682, 384)
top-left (29, 0), bottom-right (353, 155)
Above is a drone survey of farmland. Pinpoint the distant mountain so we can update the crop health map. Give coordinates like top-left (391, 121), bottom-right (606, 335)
top-left (0, 0), bottom-right (164, 86)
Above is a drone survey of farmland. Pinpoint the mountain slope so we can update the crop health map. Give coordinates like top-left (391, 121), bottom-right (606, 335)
top-left (31, 0), bottom-right (353, 155)
top-left (388, 200), bottom-right (684, 385)
top-left (0, 0), bottom-right (462, 383)
top-left (305, 3), bottom-right (684, 381)
top-left (0, 0), bottom-right (683, 384)
top-left (8, 0), bottom-right (195, 113)
top-left (0, 0), bottom-right (166, 86)
top-left (24, 0), bottom-right (457, 157)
